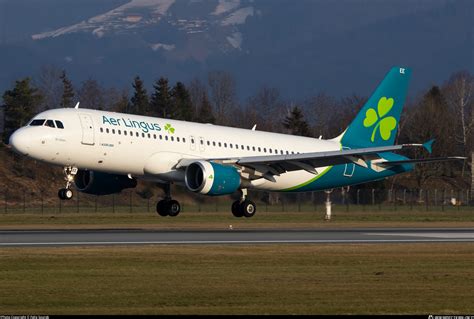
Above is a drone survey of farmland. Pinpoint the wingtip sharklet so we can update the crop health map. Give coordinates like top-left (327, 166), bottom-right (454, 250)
top-left (423, 139), bottom-right (435, 154)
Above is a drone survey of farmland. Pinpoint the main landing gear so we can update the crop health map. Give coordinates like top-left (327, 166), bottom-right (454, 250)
top-left (156, 183), bottom-right (181, 217)
top-left (231, 189), bottom-right (256, 218)
top-left (58, 166), bottom-right (77, 200)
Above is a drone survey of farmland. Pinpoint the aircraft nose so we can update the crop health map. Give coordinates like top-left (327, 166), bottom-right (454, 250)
top-left (9, 129), bottom-right (31, 155)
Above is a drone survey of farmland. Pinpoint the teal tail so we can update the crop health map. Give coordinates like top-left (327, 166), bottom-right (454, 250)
top-left (339, 67), bottom-right (411, 148)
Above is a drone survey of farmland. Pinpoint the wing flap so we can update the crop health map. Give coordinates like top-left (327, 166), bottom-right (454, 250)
top-left (378, 156), bottom-right (466, 166)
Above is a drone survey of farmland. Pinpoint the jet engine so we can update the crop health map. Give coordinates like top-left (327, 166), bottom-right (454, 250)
top-left (185, 161), bottom-right (241, 196)
top-left (74, 170), bottom-right (137, 195)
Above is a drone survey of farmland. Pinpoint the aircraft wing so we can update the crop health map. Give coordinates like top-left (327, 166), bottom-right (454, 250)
top-left (198, 144), bottom-right (424, 181)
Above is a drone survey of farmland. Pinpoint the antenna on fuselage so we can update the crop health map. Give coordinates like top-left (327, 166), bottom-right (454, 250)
top-left (74, 102), bottom-right (80, 109)
top-left (251, 124), bottom-right (257, 131)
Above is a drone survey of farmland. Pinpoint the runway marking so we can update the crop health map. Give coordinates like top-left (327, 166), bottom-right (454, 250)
top-left (1, 239), bottom-right (474, 246)
top-left (368, 232), bottom-right (474, 239)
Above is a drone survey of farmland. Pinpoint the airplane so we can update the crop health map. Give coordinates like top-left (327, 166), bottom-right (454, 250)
top-left (8, 67), bottom-right (464, 218)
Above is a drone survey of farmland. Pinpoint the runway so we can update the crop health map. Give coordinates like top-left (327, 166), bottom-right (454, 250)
top-left (0, 228), bottom-right (473, 247)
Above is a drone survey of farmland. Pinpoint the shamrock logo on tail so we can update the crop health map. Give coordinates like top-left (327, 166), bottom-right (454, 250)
top-left (164, 123), bottom-right (175, 134)
top-left (363, 97), bottom-right (397, 142)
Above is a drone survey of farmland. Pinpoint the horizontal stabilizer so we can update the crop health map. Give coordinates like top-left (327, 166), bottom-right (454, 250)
top-left (379, 156), bottom-right (466, 166)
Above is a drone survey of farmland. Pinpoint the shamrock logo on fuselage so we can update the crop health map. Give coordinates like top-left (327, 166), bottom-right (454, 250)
top-left (164, 123), bottom-right (175, 134)
top-left (363, 97), bottom-right (397, 142)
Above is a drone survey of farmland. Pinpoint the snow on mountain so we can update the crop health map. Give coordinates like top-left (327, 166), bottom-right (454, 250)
top-left (32, 0), bottom-right (176, 40)
top-left (212, 0), bottom-right (241, 15)
top-left (31, 0), bottom-right (255, 55)
top-left (221, 7), bottom-right (254, 26)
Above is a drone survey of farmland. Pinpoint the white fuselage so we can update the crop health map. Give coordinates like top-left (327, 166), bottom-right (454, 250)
top-left (11, 108), bottom-right (341, 191)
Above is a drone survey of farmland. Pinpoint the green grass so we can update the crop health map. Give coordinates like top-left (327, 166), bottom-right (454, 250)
top-left (0, 207), bottom-right (473, 230)
top-left (0, 244), bottom-right (473, 314)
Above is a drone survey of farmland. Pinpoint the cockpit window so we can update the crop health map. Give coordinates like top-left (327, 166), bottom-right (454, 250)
top-left (30, 119), bottom-right (45, 126)
top-left (55, 120), bottom-right (64, 129)
top-left (45, 120), bottom-right (55, 128)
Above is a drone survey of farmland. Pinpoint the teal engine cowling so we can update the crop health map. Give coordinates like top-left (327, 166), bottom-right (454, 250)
top-left (74, 170), bottom-right (137, 195)
top-left (185, 161), bottom-right (241, 196)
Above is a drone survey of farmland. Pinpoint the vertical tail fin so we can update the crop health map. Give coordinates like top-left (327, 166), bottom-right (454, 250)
top-left (339, 67), bottom-right (411, 148)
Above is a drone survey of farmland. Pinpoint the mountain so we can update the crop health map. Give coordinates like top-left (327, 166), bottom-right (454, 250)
top-left (0, 0), bottom-right (472, 100)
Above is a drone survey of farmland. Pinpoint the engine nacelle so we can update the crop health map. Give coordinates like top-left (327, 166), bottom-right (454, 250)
top-left (185, 161), bottom-right (241, 196)
top-left (74, 170), bottom-right (137, 195)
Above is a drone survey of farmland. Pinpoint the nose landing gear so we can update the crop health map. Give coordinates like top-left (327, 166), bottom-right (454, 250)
top-left (58, 166), bottom-right (77, 200)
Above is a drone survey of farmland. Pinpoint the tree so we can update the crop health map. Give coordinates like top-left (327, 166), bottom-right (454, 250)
top-left (150, 77), bottom-right (171, 118)
top-left (171, 82), bottom-right (193, 121)
top-left (195, 92), bottom-right (215, 124)
top-left (402, 86), bottom-right (457, 187)
top-left (36, 65), bottom-right (62, 110)
top-left (208, 70), bottom-right (236, 124)
top-left (188, 77), bottom-right (207, 116)
top-left (246, 86), bottom-right (283, 132)
top-left (283, 105), bottom-right (311, 137)
top-left (443, 71), bottom-right (473, 177)
top-left (110, 89), bottom-right (130, 113)
top-left (60, 70), bottom-right (75, 108)
top-left (2, 78), bottom-right (43, 142)
top-left (130, 76), bottom-right (148, 115)
top-left (78, 79), bottom-right (104, 110)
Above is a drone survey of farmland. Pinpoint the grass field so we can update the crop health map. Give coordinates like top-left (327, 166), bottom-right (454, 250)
top-left (0, 243), bottom-right (473, 314)
top-left (0, 207), bottom-right (473, 230)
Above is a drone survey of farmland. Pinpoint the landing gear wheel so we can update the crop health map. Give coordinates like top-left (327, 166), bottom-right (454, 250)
top-left (241, 200), bottom-right (257, 218)
top-left (231, 200), bottom-right (244, 217)
top-left (58, 188), bottom-right (73, 200)
top-left (156, 199), bottom-right (181, 217)
top-left (167, 200), bottom-right (181, 217)
top-left (156, 200), bottom-right (169, 217)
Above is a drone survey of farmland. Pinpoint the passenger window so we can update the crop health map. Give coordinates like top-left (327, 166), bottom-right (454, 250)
top-left (218, 142), bottom-right (222, 147)
top-left (191, 138), bottom-right (194, 143)
top-left (30, 119), bottom-right (45, 126)
top-left (200, 139), bottom-right (203, 145)
top-left (213, 141), bottom-right (216, 146)
top-left (148, 133), bottom-right (151, 138)
top-left (177, 137), bottom-right (180, 142)
top-left (124, 131), bottom-right (127, 136)
top-left (154, 134), bottom-right (156, 139)
top-left (183, 138), bottom-right (186, 143)
top-left (118, 130), bottom-right (121, 135)
top-left (45, 120), bottom-right (55, 128)
top-left (269, 149), bottom-right (272, 154)
top-left (258, 147), bottom-right (261, 152)
top-left (159, 135), bottom-right (162, 140)
top-left (106, 128), bottom-right (110, 133)
top-left (206, 140), bottom-right (209, 146)
top-left (165, 136), bottom-right (169, 141)
top-left (241, 145), bottom-right (244, 150)
top-left (264, 148), bottom-right (267, 153)
top-left (136, 132), bottom-right (139, 137)
top-left (112, 129), bottom-right (115, 134)
top-left (100, 128), bottom-right (104, 133)
top-left (252, 146), bottom-right (255, 151)
top-left (247, 146), bottom-right (250, 150)
top-left (230, 144), bottom-right (233, 149)
top-left (171, 136), bottom-right (174, 141)
top-left (224, 143), bottom-right (227, 148)
top-left (142, 133), bottom-right (145, 138)
top-left (55, 121), bottom-right (64, 129)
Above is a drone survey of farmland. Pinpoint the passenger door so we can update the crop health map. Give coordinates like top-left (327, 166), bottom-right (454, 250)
top-left (78, 114), bottom-right (95, 145)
